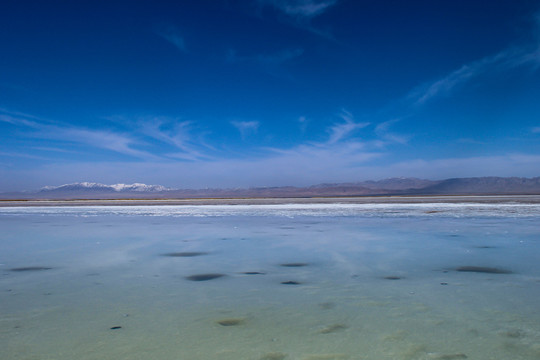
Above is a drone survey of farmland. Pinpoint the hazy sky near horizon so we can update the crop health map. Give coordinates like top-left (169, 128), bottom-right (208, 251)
top-left (1, 0), bottom-right (540, 191)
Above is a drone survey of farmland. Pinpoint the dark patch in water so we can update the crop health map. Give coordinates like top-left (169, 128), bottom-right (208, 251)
top-left (456, 266), bottom-right (512, 274)
top-left (383, 276), bottom-right (402, 280)
top-left (318, 324), bottom-right (348, 334)
top-left (474, 246), bottom-right (497, 249)
top-left (281, 281), bottom-right (301, 285)
top-left (501, 329), bottom-right (525, 338)
top-left (430, 354), bottom-right (468, 360)
top-left (260, 352), bottom-right (287, 360)
top-left (217, 318), bottom-right (245, 326)
top-left (110, 326), bottom-right (122, 330)
top-left (185, 273), bottom-right (225, 281)
top-left (10, 267), bottom-right (53, 272)
top-left (241, 271), bottom-right (266, 275)
top-left (319, 302), bottom-right (335, 310)
top-left (440, 282), bottom-right (449, 285)
top-left (162, 252), bottom-right (208, 257)
top-left (280, 263), bottom-right (308, 267)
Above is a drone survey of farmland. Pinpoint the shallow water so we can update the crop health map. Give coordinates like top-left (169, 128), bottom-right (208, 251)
top-left (1, 204), bottom-right (540, 360)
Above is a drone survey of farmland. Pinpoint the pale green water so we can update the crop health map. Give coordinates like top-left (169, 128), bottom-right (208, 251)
top-left (1, 204), bottom-right (540, 360)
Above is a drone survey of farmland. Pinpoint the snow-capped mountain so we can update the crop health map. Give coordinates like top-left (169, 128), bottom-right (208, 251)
top-left (40, 182), bottom-right (171, 193)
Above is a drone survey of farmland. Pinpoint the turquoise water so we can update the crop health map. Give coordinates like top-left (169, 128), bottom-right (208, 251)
top-left (1, 204), bottom-right (540, 360)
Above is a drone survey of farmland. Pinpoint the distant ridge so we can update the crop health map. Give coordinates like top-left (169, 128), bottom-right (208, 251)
top-left (414, 177), bottom-right (540, 195)
top-left (1, 177), bottom-right (540, 200)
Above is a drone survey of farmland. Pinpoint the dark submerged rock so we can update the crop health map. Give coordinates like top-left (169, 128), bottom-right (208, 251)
top-left (500, 329), bottom-right (525, 338)
top-left (10, 267), bottom-right (53, 272)
top-left (217, 318), bottom-right (245, 326)
top-left (280, 263), bottom-right (308, 267)
top-left (185, 273), bottom-right (225, 281)
top-left (319, 302), bottom-right (335, 310)
top-left (428, 354), bottom-right (467, 360)
top-left (260, 352), bottom-right (287, 360)
top-left (456, 266), bottom-right (512, 274)
top-left (110, 326), bottom-right (122, 330)
top-left (318, 324), bottom-right (348, 334)
top-left (281, 280), bottom-right (301, 285)
top-left (162, 252), bottom-right (208, 257)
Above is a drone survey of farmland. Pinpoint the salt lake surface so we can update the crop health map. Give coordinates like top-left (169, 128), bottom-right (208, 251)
top-left (1, 202), bottom-right (540, 360)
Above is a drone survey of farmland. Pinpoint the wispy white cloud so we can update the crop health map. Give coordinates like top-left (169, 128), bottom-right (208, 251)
top-left (298, 115), bottom-right (308, 132)
top-left (407, 10), bottom-right (540, 105)
top-left (227, 48), bottom-right (304, 65)
top-left (374, 119), bottom-right (409, 145)
top-left (456, 138), bottom-right (486, 145)
top-left (0, 151), bottom-right (51, 161)
top-left (0, 110), bottom-right (42, 128)
top-left (258, 48), bottom-right (304, 65)
top-left (136, 117), bottom-right (211, 160)
top-left (155, 24), bottom-right (187, 53)
top-left (257, 0), bottom-right (338, 39)
top-left (327, 110), bottom-right (369, 144)
top-left (31, 146), bottom-right (81, 154)
top-left (0, 109), bottom-right (158, 160)
top-left (3, 108), bottom-right (221, 162)
top-left (258, 111), bottom-right (382, 178)
top-left (231, 120), bottom-right (260, 139)
top-left (40, 127), bottom-right (159, 160)
top-left (260, 0), bottom-right (337, 19)
top-left (410, 40), bottom-right (540, 105)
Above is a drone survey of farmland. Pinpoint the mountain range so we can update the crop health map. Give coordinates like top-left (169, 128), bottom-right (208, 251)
top-left (1, 177), bottom-right (540, 200)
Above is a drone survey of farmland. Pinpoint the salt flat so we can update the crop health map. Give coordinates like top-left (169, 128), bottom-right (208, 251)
top-left (2, 194), bottom-right (540, 207)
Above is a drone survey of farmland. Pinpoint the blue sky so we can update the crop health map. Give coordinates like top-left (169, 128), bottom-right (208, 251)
top-left (1, 0), bottom-right (540, 191)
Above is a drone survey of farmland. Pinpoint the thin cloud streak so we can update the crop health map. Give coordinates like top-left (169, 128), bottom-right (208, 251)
top-left (257, 0), bottom-right (338, 39)
top-left (39, 127), bottom-right (159, 161)
top-left (155, 24), bottom-right (187, 53)
top-left (374, 119), bottom-right (409, 145)
top-left (0, 112), bottom-right (41, 128)
top-left (259, 0), bottom-right (337, 19)
top-left (327, 110), bottom-right (369, 144)
top-left (136, 118), bottom-right (211, 160)
top-left (0, 151), bottom-right (52, 161)
top-left (1, 109), bottom-right (215, 161)
top-left (227, 48), bottom-right (304, 65)
top-left (410, 42), bottom-right (540, 105)
top-left (1, 109), bottom-right (157, 160)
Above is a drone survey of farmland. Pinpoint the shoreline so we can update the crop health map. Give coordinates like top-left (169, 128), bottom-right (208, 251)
top-left (2, 194), bottom-right (540, 207)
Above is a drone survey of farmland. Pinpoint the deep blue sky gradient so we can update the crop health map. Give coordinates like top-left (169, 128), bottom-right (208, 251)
top-left (1, 0), bottom-right (540, 190)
